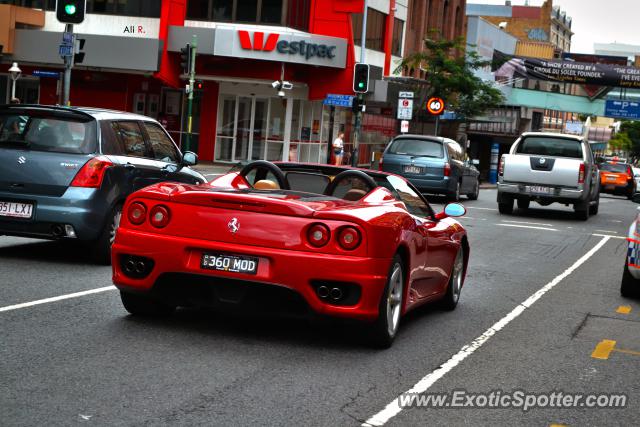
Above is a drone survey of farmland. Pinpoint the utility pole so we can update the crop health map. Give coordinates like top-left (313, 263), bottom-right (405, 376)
top-left (352, 0), bottom-right (368, 167)
top-left (62, 23), bottom-right (73, 106)
top-left (184, 34), bottom-right (198, 153)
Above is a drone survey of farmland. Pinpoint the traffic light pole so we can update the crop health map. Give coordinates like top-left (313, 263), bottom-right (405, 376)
top-left (62, 23), bottom-right (73, 106)
top-left (184, 35), bottom-right (197, 153)
top-left (352, 0), bottom-right (368, 167)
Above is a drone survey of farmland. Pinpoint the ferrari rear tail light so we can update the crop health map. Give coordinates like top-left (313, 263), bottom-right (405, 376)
top-left (444, 162), bottom-right (451, 177)
top-left (337, 226), bottom-right (361, 250)
top-left (149, 205), bottom-right (171, 228)
top-left (70, 156), bottom-right (113, 188)
top-left (127, 202), bottom-right (147, 225)
top-left (499, 156), bottom-right (505, 176)
top-left (578, 162), bottom-right (585, 184)
top-left (307, 223), bottom-right (330, 247)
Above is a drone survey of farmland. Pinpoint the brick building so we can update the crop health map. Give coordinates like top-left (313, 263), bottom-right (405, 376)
top-left (467, 0), bottom-right (572, 55)
top-left (404, 0), bottom-right (467, 79)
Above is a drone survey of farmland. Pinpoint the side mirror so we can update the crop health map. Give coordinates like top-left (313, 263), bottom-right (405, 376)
top-left (182, 151), bottom-right (198, 166)
top-left (632, 193), bottom-right (640, 204)
top-left (435, 203), bottom-right (466, 220)
top-left (472, 159), bottom-right (480, 165)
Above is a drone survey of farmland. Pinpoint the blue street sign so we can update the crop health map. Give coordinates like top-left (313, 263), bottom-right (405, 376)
top-left (62, 32), bottom-right (74, 44)
top-left (59, 44), bottom-right (74, 57)
top-left (605, 100), bottom-right (640, 120)
top-left (323, 94), bottom-right (354, 108)
top-left (32, 70), bottom-right (60, 79)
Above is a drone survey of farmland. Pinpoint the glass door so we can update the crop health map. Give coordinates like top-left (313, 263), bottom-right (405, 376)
top-left (252, 98), bottom-right (268, 160)
top-left (234, 96), bottom-right (252, 161)
top-left (215, 95), bottom-right (236, 161)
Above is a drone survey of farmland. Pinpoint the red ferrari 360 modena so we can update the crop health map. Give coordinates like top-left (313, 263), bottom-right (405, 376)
top-left (112, 161), bottom-right (469, 347)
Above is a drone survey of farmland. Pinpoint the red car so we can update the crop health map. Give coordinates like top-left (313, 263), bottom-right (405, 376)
top-left (112, 161), bottom-right (469, 347)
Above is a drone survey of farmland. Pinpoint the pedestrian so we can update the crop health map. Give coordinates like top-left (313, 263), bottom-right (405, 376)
top-left (333, 132), bottom-right (345, 166)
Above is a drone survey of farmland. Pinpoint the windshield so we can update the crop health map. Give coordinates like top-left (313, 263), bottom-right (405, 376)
top-left (387, 138), bottom-right (444, 158)
top-left (516, 137), bottom-right (583, 158)
top-left (0, 113), bottom-right (97, 154)
top-left (600, 163), bottom-right (629, 173)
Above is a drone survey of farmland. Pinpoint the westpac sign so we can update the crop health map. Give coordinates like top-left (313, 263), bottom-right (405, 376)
top-left (214, 26), bottom-right (347, 69)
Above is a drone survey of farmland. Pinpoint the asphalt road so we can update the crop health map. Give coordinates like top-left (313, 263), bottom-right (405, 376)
top-left (1, 189), bottom-right (638, 426)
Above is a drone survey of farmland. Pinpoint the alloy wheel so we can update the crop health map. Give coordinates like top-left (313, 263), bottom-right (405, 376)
top-left (386, 263), bottom-right (403, 337)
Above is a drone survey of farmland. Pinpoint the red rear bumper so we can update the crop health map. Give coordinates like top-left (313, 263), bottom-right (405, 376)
top-left (112, 228), bottom-right (391, 321)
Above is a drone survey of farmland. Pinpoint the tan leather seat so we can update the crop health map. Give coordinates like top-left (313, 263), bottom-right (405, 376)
top-left (343, 188), bottom-right (367, 201)
top-left (254, 179), bottom-right (279, 190)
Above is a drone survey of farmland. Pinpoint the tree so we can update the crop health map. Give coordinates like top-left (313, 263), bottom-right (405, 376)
top-left (619, 120), bottom-right (640, 156)
top-left (396, 34), bottom-right (505, 119)
top-left (609, 131), bottom-right (632, 153)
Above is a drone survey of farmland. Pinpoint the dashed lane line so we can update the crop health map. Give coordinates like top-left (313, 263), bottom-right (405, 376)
top-left (362, 235), bottom-right (611, 426)
top-left (497, 224), bottom-right (558, 231)
top-left (0, 286), bottom-right (116, 313)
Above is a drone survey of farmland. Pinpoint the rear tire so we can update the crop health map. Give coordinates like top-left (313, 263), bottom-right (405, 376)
top-left (589, 196), bottom-right (600, 215)
top-left (517, 198), bottom-right (530, 210)
top-left (621, 262), bottom-right (640, 298)
top-left (440, 249), bottom-right (464, 311)
top-left (91, 204), bottom-right (122, 265)
top-left (120, 291), bottom-right (176, 316)
top-left (466, 180), bottom-right (480, 200)
top-left (369, 255), bottom-right (404, 349)
top-left (449, 182), bottom-right (461, 202)
top-left (574, 201), bottom-right (590, 221)
top-left (498, 197), bottom-right (513, 214)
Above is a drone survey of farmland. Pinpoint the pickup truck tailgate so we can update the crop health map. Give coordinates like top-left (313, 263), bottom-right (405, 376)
top-left (503, 154), bottom-right (581, 187)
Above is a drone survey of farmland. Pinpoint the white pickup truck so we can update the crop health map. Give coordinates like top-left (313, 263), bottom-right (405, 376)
top-left (497, 132), bottom-right (600, 220)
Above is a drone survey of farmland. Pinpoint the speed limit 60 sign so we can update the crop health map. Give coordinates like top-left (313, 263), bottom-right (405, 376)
top-left (427, 97), bottom-right (445, 115)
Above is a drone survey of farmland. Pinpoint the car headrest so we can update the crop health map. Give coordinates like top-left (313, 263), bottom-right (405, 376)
top-left (254, 179), bottom-right (279, 190)
top-left (343, 188), bottom-right (367, 201)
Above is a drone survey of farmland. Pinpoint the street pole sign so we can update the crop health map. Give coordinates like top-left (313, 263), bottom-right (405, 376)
top-left (401, 120), bottom-right (409, 133)
top-left (323, 94), bottom-right (354, 107)
top-left (399, 91), bottom-right (414, 99)
top-left (427, 97), bottom-right (445, 115)
top-left (397, 98), bottom-right (413, 120)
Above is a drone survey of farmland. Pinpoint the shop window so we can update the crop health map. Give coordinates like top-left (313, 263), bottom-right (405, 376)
top-left (352, 8), bottom-right (387, 52)
top-left (287, 0), bottom-right (310, 31)
top-left (186, 0), bottom-right (284, 24)
top-left (392, 18), bottom-right (404, 56)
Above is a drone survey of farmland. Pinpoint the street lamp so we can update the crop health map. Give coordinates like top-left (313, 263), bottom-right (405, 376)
top-left (8, 62), bottom-right (22, 100)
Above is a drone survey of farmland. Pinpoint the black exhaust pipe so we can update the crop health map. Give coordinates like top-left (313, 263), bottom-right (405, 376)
top-left (51, 224), bottom-right (64, 237)
top-left (330, 287), bottom-right (343, 301)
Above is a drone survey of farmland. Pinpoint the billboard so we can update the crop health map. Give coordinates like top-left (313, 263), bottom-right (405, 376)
top-left (493, 51), bottom-right (640, 88)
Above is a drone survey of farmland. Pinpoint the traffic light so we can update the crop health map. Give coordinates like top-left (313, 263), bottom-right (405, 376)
top-left (194, 80), bottom-right (204, 90)
top-left (180, 44), bottom-right (192, 75)
top-left (56, 0), bottom-right (86, 24)
top-left (353, 63), bottom-right (370, 93)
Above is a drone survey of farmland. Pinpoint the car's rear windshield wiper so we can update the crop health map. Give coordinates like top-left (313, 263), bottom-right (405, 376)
top-left (409, 154), bottom-right (440, 158)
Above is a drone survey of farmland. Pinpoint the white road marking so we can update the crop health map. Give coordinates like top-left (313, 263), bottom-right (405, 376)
top-left (467, 207), bottom-right (497, 211)
top-left (594, 230), bottom-right (618, 234)
top-left (362, 236), bottom-right (611, 427)
top-left (496, 224), bottom-right (558, 231)
top-left (611, 220), bottom-right (623, 223)
top-left (502, 220), bottom-right (554, 227)
top-left (593, 233), bottom-right (626, 240)
top-left (0, 286), bottom-right (116, 313)
top-left (458, 217), bottom-right (475, 220)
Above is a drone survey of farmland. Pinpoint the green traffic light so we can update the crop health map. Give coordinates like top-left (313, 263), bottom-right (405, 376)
top-left (64, 4), bottom-right (77, 15)
top-left (358, 82), bottom-right (364, 88)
